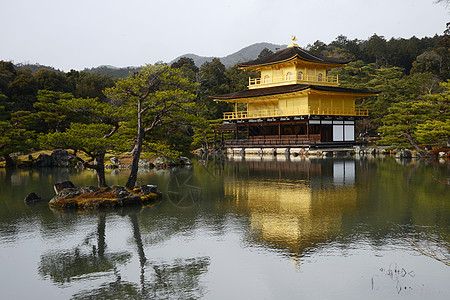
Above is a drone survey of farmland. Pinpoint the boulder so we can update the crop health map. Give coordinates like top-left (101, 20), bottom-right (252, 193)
top-left (24, 192), bottom-right (42, 204)
top-left (110, 157), bottom-right (120, 165)
top-left (54, 180), bottom-right (75, 194)
top-left (51, 149), bottom-right (77, 167)
top-left (402, 149), bottom-right (412, 158)
top-left (138, 159), bottom-right (155, 169)
top-left (49, 186), bottom-right (98, 205)
top-left (33, 154), bottom-right (53, 167)
top-left (178, 156), bottom-right (193, 165)
top-left (395, 149), bottom-right (412, 158)
top-left (140, 184), bottom-right (162, 195)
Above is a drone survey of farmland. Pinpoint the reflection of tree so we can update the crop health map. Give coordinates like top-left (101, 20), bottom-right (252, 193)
top-left (39, 211), bottom-right (210, 299)
top-left (38, 213), bottom-right (131, 284)
top-left (71, 256), bottom-right (210, 299)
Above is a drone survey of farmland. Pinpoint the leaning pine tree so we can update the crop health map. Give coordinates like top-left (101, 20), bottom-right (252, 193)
top-left (105, 65), bottom-right (198, 189)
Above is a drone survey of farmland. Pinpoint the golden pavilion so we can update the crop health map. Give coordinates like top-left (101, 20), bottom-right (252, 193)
top-left (212, 37), bottom-right (378, 148)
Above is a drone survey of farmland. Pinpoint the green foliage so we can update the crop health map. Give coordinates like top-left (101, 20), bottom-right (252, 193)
top-left (10, 90), bottom-right (73, 133)
top-left (0, 121), bottom-right (36, 160)
top-left (196, 59), bottom-right (255, 119)
top-left (43, 123), bottom-right (119, 157)
top-left (66, 71), bottom-right (115, 101)
top-left (105, 64), bottom-right (199, 154)
top-left (191, 119), bottom-right (222, 150)
top-left (0, 93), bottom-right (12, 121)
top-left (377, 80), bottom-right (450, 148)
top-left (0, 61), bottom-right (16, 95)
top-left (35, 69), bottom-right (71, 93)
top-left (416, 120), bottom-right (450, 144)
top-left (140, 142), bottom-right (181, 161)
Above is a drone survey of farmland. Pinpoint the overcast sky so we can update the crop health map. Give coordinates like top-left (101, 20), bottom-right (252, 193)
top-left (1, 0), bottom-right (448, 71)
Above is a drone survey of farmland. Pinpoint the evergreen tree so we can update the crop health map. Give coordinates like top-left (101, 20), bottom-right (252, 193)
top-left (105, 64), bottom-right (198, 189)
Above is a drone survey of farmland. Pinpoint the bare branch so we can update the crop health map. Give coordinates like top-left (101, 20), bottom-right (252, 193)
top-left (102, 123), bottom-right (120, 139)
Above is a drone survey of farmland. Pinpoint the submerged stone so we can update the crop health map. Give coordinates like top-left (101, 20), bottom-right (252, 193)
top-left (24, 192), bottom-right (42, 204)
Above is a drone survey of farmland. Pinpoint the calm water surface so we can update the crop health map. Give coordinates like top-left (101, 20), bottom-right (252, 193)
top-left (0, 157), bottom-right (449, 299)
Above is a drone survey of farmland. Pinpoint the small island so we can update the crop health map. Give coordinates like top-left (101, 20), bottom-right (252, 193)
top-left (48, 182), bottom-right (161, 211)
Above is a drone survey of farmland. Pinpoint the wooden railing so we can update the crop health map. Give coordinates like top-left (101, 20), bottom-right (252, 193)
top-left (225, 135), bottom-right (321, 147)
top-left (249, 74), bottom-right (338, 88)
top-left (223, 108), bottom-right (368, 120)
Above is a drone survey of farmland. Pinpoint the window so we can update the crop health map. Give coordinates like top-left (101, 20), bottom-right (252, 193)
top-left (298, 71), bottom-right (303, 80)
top-left (318, 73), bottom-right (323, 81)
top-left (264, 75), bottom-right (271, 83)
top-left (286, 72), bottom-right (292, 80)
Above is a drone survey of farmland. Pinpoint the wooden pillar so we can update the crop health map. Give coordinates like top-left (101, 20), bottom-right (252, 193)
top-left (278, 123), bottom-right (281, 139)
top-left (307, 122), bottom-right (310, 140)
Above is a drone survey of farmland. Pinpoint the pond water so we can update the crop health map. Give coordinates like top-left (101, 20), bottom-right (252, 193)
top-left (0, 157), bottom-right (449, 299)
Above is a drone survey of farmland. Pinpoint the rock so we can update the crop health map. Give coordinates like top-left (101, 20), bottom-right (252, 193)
top-left (138, 159), bottom-right (155, 169)
top-left (51, 149), bottom-right (77, 167)
top-left (178, 156), bottom-right (193, 165)
top-left (32, 149), bottom-right (77, 168)
top-left (24, 192), bottom-right (42, 204)
top-left (33, 154), bottom-right (53, 167)
top-left (395, 149), bottom-right (412, 158)
top-left (49, 186), bottom-right (98, 205)
top-left (402, 149), bottom-right (412, 158)
top-left (140, 184), bottom-right (162, 195)
top-left (110, 157), bottom-right (120, 165)
top-left (54, 181), bottom-right (75, 194)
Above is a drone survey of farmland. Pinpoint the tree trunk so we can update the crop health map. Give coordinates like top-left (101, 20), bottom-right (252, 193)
top-left (126, 99), bottom-right (144, 190)
top-left (402, 131), bottom-right (435, 159)
top-left (95, 153), bottom-right (107, 188)
top-left (84, 153), bottom-right (107, 188)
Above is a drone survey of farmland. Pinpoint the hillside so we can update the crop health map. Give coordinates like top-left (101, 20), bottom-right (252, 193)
top-left (172, 42), bottom-right (285, 68)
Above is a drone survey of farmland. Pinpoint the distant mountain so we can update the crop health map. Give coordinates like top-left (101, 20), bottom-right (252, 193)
top-left (172, 42), bottom-right (286, 68)
top-left (84, 42), bottom-right (286, 78)
top-left (13, 42), bottom-right (286, 78)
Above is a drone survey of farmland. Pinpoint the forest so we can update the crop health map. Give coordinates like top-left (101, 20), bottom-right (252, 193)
top-left (0, 26), bottom-right (449, 180)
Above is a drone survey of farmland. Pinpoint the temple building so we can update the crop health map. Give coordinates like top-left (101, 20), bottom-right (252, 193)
top-left (212, 37), bottom-right (378, 149)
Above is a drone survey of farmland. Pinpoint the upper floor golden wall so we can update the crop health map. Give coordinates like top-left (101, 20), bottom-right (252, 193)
top-left (250, 62), bottom-right (339, 89)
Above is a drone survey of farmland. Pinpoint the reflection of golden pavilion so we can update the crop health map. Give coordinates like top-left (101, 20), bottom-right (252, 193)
top-left (225, 160), bottom-right (357, 257)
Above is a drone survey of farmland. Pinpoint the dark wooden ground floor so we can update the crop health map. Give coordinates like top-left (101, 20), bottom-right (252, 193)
top-left (216, 117), bottom-right (360, 148)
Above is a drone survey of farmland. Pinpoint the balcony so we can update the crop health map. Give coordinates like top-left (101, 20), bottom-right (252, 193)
top-left (249, 74), bottom-right (339, 89)
top-left (223, 107), bottom-right (369, 120)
